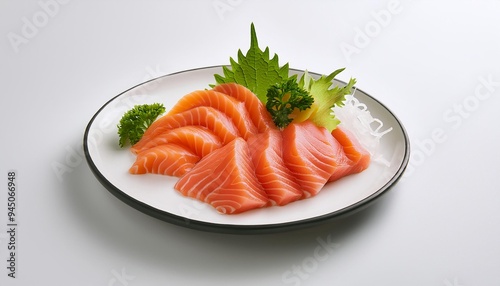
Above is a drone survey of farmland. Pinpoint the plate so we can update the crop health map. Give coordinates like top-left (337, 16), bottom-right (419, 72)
top-left (83, 66), bottom-right (410, 234)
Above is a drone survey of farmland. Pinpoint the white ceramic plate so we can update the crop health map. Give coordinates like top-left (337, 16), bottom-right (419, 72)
top-left (83, 66), bottom-right (410, 234)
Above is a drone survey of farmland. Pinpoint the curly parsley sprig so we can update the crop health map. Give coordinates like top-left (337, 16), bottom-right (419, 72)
top-left (117, 103), bottom-right (166, 147)
top-left (265, 79), bottom-right (314, 129)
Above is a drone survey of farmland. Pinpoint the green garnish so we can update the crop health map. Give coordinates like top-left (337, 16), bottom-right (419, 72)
top-left (213, 23), bottom-right (291, 103)
top-left (298, 70), bottom-right (357, 132)
top-left (213, 23), bottom-right (357, 132)
top-left (266, 78), bottom-right (314, 129)
top-left (117, 103), bottom-right (166, 147)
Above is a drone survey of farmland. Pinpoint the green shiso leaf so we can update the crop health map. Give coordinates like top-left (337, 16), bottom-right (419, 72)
top-left (213, 23), bottom-right (291, 103)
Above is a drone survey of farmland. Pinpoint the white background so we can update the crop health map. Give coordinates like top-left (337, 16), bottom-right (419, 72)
top-left (1, 0), bottom-right (500, 285)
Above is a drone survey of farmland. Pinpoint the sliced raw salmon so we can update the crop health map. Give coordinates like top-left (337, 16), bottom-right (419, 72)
top-left (175, 138), bottom-right (269, 214)
top-left (281, 120), bottom-right (349, 198)
top-left (135, 126), bottom-right (223, 158)
top-left (247, 130), bottom-right (303, 206)
top-left (129, 144), bottom-right (200, 176)
top-left (167, 90), bottom-right (258, 139)
top-left (131, 106), bottom-right (240, 154)
top-left (329, 126), bottom-right (371, 181)
top-left (212, 83), bottom-right (276, 132)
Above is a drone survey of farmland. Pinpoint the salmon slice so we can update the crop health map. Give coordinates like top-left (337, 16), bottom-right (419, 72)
top-left (329, 126), bottom-right (371, 182)
top-left (175, 138), bottom-right (269, 214)
top-left (247, 130), bottom-right (303, 206)
top-left (281, 121), bottom-right (349, 198)
top-left (135, 126), bottom-right (223, 158)
top-left (167, 90), bottom-right (258, 139)
top-left (212, 83), bottom-right (276, 132)
top-left (131, 106), bottom-right (240, 154)
top-left (129, 144), bottom-right (200, 176)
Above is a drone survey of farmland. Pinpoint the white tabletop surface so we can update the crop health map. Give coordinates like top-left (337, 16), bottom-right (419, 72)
top-left (1, 0), bottom-right (500, 285)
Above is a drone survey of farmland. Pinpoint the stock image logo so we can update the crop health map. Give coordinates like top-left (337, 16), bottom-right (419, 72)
top-left (282, 235), bottom-right (340, 285)
top-left (403, 74), bottom-right (499, 179)
top-left (340, 0), bottom-right (403, 63)
top-left (7, 0), bottom-right (72, 53)
top-left (212, 0), bottom-right (244, 20)
top-left (108, 268), bottom-right (135, 286)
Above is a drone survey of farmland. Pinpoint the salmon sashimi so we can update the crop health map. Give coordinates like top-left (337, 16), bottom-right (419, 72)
top-left (212, 83), bottom-right (276, 132)
top-left (247, 130), bottom-right (303, 206)
top-left (134, 126), bottom-right (223, 158)
top-left (126, 81), bottom-right (374, 214)
top-left (175, 138), bottom-right (269, 214)
top-left (282, 120), bottom-right (349, 198)
top-left (329, 126), bottom-right (371, 181)
top-left (131, 106), bottom-right (240, 154)
top-left (129, 144), bottom-right (200, 176)
top-left (167, 90), bottom-right (258, 139)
